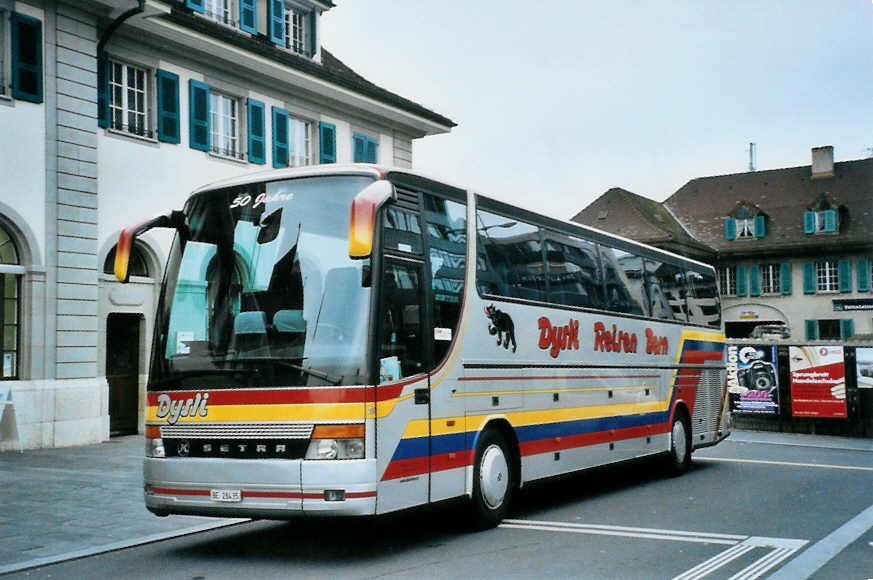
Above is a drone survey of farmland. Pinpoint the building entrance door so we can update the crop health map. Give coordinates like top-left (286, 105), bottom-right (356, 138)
top-left (107, 313), bottom-right (140, 435)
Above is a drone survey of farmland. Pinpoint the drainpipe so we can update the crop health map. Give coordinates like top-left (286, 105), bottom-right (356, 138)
top-left (97, 1), bottom-right (146, 126)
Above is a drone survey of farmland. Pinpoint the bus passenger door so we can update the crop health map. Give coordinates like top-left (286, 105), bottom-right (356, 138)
top-left (376, 257), bottom-right (432, 513)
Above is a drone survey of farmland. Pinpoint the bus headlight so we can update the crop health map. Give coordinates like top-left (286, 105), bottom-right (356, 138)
top-left (305, 424), bottom-right (365, 460)
top-left (146, 437), bottom-right (166, 458)
top-left (145, 425), bottom-right (165, 458)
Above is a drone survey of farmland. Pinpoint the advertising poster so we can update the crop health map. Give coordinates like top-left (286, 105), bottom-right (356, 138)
top-left (788, 346), bottom-right (847, 418)
top-left (726, 344), bottom-right (779, 414)
top-left (856, 347), bottom-right (873, 389)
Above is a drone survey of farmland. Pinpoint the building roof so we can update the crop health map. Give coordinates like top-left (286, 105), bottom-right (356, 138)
top-left (665, 158), bottom-right (873, 256)
top-left (570, 187), bottom-right (714, 259)
top-left (162, 7), bottom-right (456, 130)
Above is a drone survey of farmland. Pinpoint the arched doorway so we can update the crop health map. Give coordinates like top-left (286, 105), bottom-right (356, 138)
top-left (103, 244), bottom-right (150, 435)
top-left (0, 226), bottom-right (21, 380)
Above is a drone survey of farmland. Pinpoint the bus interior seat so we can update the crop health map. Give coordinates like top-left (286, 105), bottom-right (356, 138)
top-left (233, 311), bottom-right (268, 352)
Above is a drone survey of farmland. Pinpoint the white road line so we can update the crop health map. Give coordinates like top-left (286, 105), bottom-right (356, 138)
top-left (696, 456), bottom-right (873, 472)
top-left (766, 502), bottom-right (873, 580)
top-left (673, 538), bottom-right (807, 580)
top-left (0, 518), bottom-right (251, 576)
top-left (500, 523), bottom-right (740, 545)
top-left (502, 519), bottom-right (747, 541)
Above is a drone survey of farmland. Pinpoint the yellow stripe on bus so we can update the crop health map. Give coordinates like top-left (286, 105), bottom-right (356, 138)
top-left (145, 402), bottom-right (366, 423)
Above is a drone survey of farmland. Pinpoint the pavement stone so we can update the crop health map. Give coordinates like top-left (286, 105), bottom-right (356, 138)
top-left (0, 429), bottom-right (869, 574)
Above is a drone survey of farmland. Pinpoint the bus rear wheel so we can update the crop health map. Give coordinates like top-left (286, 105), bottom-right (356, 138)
top-left (470, 428), bottom-right (513, 529)
top-left (665, 411), bottom-right (691, 476)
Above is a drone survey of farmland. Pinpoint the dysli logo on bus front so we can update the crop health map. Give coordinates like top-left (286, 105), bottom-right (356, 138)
top-left (155, 392), bottom-right (210, 425)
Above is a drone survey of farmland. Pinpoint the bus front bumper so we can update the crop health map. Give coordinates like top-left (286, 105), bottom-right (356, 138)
top-left (144, 457), bottom-right (379, 518)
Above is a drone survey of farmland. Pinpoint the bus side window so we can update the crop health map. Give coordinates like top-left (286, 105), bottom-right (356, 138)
top-left (544, 232), bottom-right (604, 310)
top-left (476, 210), bottom-right (546, 302)
top-left (600, 247), bottom-right (645, 316)
top-left (423, 194), bottom-right (467, 367)
top-left (645, 259), bottom-right (687, 322)
top-left (686, 269), bottom-right (721, 328)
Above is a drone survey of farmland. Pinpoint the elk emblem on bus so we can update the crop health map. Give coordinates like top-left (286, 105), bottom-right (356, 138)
top-left (484, 304), bottom-right (517, 352)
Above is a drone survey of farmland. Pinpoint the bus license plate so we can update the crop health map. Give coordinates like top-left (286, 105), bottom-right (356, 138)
top-left (210, 489), bottom-right (242, 503)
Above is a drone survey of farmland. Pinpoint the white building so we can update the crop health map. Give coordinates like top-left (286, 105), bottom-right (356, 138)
top-left (0, 0), bottom-right (455, 449)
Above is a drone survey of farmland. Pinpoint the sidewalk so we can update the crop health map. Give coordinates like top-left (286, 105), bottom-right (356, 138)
top-left (0, 434), bottom-right (241, 574)
top-left (0, 430), bottom-right (870, 574)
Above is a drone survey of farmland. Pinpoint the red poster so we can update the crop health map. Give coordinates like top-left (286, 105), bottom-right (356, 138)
top-left (788, 346), bottom-right (847, 418)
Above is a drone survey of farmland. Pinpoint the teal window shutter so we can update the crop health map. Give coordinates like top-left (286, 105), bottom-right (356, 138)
top-left (840, 319), bottom-right (854, 340)
top-left (736, 265), bottom-right (747, 296)
top-left (319, 121), bottom-right (336, 163)
top-left (353, 133), bottom-right (366, 162)
top-left (858, 259), bottom-right (870, 292)
top-left (247, 99), bottom-right (266, 164)
top-left (780, 263), bottom-right (792, 294)
top-left (803, 211), bottom-right (815, 234)
top-left (802, 262), bottom-right (815, 294)
top-left (268, 0), bottom-right (285, 46)
top-left (365, 138), bottom-right (378, 163)
top-left (272, 107), bottom-right (289, 168)
top-left (156, 69), bottom-right (180, 144)
top-left (823, 210), bottom-right (837, 232)
top-left (724, 218), bottom-right (737, 240)
top-left (186, 0), bottom-right (205, 12)
top-left (188, 79), bottom-right (210, 151)
top-left (838, 259), bottom-right (852, 292)
top-left (239, 0), bottom-right (257, 34)
top-left (98, 57), bottom-right (109, 128)
top-left (309, 8), bottom-right (319, 56)
top-left (11, 12), bottom-right (43, 103)
top-left (749, 265), bottom-right (761, 296)
top-left (754, 215), bottom-right (765, 238)
top-left (805, 320), bottom-right (818, 340)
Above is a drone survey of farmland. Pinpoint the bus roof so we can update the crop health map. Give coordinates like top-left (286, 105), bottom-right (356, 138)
top-left (188, 164), bottom-right (714, 273)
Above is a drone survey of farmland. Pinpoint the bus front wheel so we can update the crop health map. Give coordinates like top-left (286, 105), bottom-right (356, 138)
top-left (665, 411), bottom-right (691, 476)
top-left (470, 428), bottom-right (513, 529)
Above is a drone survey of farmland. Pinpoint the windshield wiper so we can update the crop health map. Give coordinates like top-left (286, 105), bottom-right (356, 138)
top-left (233, 357), bottom-right (343, 386)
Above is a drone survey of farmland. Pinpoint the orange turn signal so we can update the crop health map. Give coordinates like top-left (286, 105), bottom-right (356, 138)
top-left (311, 424), bottom-right (365, 439)
top-left (145, 425), bottom-right (162, 439)
top-left (348, 180), bottom-right (394, 259)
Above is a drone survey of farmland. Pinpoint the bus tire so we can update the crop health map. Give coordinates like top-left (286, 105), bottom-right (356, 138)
top-left (665, 410), bottom-right (691, 476)
top-left (470, 428), bottom-right (513, 530)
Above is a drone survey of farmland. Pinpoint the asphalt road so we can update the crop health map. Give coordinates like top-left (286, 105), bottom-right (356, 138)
top-left (7, 436), bottom-right (872, 580)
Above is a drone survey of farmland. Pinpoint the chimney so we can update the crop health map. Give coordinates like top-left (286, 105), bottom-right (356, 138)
top-left (811, 146), bottom-right (834, 179)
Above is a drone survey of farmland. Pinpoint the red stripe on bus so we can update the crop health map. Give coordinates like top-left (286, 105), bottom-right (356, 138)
top-left (458, 375), bottom-right (662, 382)
top-left (518, 423), bottom-right (669, 456)
top-left (152, 488), bottom-right (376, 500)
top-left (381, 456), bottom-right (429, 481)
top-left (147, 388), bottom-right (371, 406)
top-left (152, 487), bottom-right (210, 496)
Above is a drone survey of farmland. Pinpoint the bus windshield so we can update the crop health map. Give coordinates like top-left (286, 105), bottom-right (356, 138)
top-left (151, 174), bottom-right (376, 389)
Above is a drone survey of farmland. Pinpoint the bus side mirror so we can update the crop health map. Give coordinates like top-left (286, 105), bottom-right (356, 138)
top-left (348, 180), bottom-right (395, 259)
top-left (115, 210), bottom-right (186, 283)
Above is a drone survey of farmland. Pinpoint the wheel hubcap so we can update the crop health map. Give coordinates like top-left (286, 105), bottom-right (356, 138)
top-left (672, 420), bottom-right (687, 464)
top-left (479, 444), bottom-right (509, 509)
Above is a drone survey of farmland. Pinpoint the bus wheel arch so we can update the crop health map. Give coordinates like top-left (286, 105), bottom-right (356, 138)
top-left (665, 404), bottom-right (691, 476)
top-left (469, 420), bottom-right (519, 529)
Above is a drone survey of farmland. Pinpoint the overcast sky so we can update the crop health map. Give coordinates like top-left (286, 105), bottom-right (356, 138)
top-left (321, 1), bottom-right (872, 220)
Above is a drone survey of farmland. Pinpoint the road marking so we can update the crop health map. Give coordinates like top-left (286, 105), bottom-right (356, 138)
top-left (0, 518), bottom-right (250, 576)
top-left (500, 519), bottom-right (745, 545)
top-left (766, 502), bottom-right (873, 580)
top-left (696, 456), bottom-right (873, 472)
top-left (501, 519), bottom-right (807, 580)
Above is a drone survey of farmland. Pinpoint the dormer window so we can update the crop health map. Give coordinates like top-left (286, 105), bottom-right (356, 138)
top-left (267, 1), bottom-right (318, 58)
top-left (725, 203), bottom-right (765, 240)
top-left (284, 7), bottom-right (309, 55)
top-left (803, 194), bottom-right (840, 234)
top-left (187, 0), bottom-right (258, 34)
top-left (204, 0), bottom-right (233, 26)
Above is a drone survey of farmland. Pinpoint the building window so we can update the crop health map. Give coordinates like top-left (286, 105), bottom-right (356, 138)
top-left (284, 6), bottom-right (308, 55)
top-left (735, 218), bottom-right (755, 238)
top-left (760, 263), bottom-right (781, 295)
top-left (210, 92), bottom-right (240, 158)
top-left (804, 208), bottom-right (837, 234)
top-left (288, 116), bottom-right (311, 166)
top-left (0, 226), bottom-right (20, 380)
top-left (0, 11), bottom-right (6, 96)
top-left (204, 0), bottom-right (234, 26)
top-left (109, 61), bottom-right (149, 137)
top-left (718, 266), bottom-right (737, 296)
top-left (816, 260), bottom-right (839, 293)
